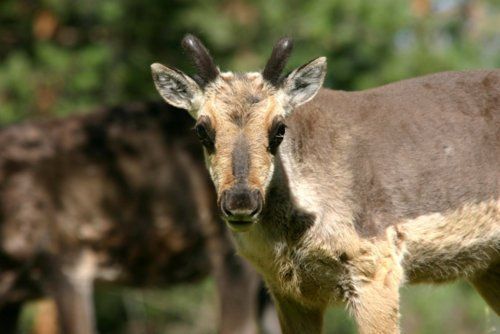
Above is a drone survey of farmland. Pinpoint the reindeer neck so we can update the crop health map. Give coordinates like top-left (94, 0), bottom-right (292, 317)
top-left (257, 152), bottom-right (317, 242)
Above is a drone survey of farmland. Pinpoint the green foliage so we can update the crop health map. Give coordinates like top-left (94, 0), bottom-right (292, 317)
top-left (3, 1), bottom-right (500, 332)
top-left (1, 0), bottom-right (499, 124)
top-left (88, 280), bottom-right (499, 333)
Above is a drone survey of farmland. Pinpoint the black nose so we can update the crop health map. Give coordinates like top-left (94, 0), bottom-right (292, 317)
top-left (221, 187), bottom-right (262, 219)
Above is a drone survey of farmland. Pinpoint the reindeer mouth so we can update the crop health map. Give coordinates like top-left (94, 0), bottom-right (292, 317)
top-left (225, 217), bottom-right (256, 232)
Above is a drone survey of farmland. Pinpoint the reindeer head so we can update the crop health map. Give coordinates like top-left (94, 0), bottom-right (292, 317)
top-left (151, 35), bottom-right (326, 231)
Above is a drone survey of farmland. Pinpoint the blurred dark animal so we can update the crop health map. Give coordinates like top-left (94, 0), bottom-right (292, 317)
top-left (152, 35), bottom-right (499, 334)
top-left (0, 102), bottom-right (277, 334)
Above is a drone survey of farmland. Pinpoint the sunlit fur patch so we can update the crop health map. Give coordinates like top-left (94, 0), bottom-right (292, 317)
top-left (198, 72), bottom-right (284, 199)
top-left (401, 198), bottom-right (500, 283)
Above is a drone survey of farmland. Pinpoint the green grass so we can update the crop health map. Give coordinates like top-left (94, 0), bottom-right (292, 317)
top-left (21, 279), bottom-right (499, 333)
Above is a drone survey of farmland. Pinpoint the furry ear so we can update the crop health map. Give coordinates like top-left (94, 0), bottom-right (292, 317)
top-left (151, 63), bottom-right (202, 116)
top-left (282, 57), bottom-right (327, 108)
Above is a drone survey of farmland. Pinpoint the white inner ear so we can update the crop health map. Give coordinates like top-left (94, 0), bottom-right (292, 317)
top-left (283, 57), bottom-right (327, 108)
top-left (151, 63), bottom-right (202, 115)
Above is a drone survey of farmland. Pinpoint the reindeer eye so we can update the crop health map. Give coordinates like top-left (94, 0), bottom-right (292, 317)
top-left (268, 118), bottom-right (286, 155)
top-left (194, 116), bottom-right (215, 153)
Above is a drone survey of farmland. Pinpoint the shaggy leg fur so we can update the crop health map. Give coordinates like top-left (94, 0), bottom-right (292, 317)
top-left (273, 293), bottom-right (324, 334)
top-left (349, 278), bottom-right (401, 334)
top-left (470, 263), bottom-right (500, 315)
top-left (349, 233), bottom-right (405, 334)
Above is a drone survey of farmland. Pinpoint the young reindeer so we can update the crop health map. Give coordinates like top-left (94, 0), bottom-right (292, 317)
top-left (151, 35), bottom-right (500, 333)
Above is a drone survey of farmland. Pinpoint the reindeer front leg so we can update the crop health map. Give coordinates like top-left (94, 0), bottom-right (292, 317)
top-left (349, 274), bottom-right (401, 334)
top-left (347, 231), bottom-right (405, 334)
top-left (272, 292), bottom-right (324, 334)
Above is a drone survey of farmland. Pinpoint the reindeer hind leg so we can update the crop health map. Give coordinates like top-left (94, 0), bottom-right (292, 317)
top-left (470, 262), bottom-right (500, 315)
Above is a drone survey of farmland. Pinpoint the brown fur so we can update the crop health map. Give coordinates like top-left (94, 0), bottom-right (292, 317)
top-left (201, 74), bottom-right (280, 198)
top-left (260, 70), bottom-right (499, 333)
top-left (0, 102), bottom-right (275, 334)
top-left (155, 65), bottom-right (500, 333)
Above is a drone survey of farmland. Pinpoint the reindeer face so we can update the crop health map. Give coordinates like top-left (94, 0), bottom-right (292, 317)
top-left (152, 35), bottom-right (326, 232)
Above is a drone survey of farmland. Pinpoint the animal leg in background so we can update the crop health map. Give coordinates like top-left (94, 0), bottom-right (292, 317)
top-left (42, 251), bottom-right (97, 334)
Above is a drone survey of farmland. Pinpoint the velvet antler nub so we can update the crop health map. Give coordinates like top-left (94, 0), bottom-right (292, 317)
top-left (262, 37), bottom-right (294, 86)
top-left (181, 34), bottom-right (219, 87)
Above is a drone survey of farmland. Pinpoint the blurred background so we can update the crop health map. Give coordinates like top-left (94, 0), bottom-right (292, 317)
top-left (1, 0), bottom-right (499, 333)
